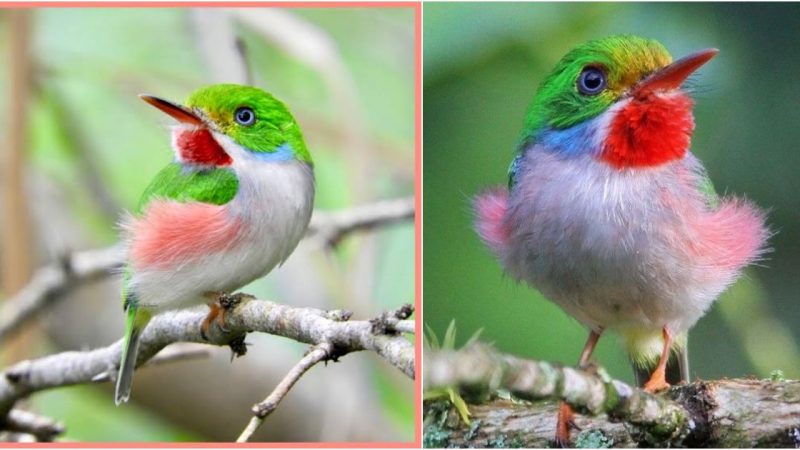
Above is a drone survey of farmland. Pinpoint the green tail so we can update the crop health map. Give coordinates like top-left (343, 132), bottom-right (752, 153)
top-left (115, 305), bottom-right (151, 405)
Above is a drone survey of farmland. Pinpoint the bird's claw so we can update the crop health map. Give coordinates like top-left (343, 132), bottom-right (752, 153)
top-left (200, 309), bottom-right (217, 341)
top-left (215, 315), bottom-right (231, 334)
top-left (228, 334), bottom-right (248, 360)
top-left (555, 401), bottom-right (578, 447)
top-left (643, 364), bottom-right (671, 393)
top-left (220, 292), bottom-right (254, 309)
top-left (643, 378), bottom-right (671, 393)
top-left (200, 292), bottom-right (252, 339)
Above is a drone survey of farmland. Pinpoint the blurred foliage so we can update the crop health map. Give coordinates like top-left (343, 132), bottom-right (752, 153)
top-left (424, 2), bottom-right (800, 385)
top-left (423, 321), bottom-right (480, 425)
top-left (1, 6), bottom-right (414, 442)
top-left (33, 381), bottom-right (202, 442)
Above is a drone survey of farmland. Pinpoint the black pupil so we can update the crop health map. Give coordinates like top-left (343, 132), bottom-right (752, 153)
top-left (584, 71), bottom-right (602, 90)
top-left (237, 108), bottom-right (253, 124)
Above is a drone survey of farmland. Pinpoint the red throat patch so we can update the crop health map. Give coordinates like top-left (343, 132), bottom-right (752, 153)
top-left (602, 93), bottom-right (694, 169)
top-left (174, 127), bottom-right (232, 166)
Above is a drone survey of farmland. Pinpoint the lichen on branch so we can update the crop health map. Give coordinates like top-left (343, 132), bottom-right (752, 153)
top-left (425, 343), bottom-right (800, 448)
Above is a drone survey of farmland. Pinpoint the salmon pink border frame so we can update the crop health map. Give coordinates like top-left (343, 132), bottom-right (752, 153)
top-left (0, 1), bottom-right (422, 448)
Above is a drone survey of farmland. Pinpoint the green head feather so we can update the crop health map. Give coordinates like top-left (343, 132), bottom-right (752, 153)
top-left (186, 84), bottom-right (312, 164)
top-left (522, 35), bottom-right (673, 139)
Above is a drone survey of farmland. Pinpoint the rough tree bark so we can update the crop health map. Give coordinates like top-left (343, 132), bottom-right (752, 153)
top-left (425, 344), bottom-right (800, 448)
top-left (1, 299), bottom-right (415, 417)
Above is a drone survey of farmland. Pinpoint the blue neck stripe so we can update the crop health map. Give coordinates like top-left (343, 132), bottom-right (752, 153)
top-left (248, 142), bottom-right (295, 162)
top-left (534, 117), bottom-right (603, 158)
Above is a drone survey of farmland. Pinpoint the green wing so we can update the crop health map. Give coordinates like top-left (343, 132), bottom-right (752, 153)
top-left (135, 162), bottom-right (239, 214)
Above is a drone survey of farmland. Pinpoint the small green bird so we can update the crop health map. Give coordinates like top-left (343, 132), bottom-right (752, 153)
top-left (474, 35), bottom-right (768, 445)
top-left (115, 84), bottom-right (315, 405)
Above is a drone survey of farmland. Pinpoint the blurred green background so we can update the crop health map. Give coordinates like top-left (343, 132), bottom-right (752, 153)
top-left (424, 2), bottom-right (800, 385)
top-left (0, 6), bottom-right (414, 442)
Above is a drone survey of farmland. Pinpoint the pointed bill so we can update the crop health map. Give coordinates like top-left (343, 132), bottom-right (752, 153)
top-left (633, 48), bottom-right (719, 96)
top-left (139, 94), bottom-right (203, 126)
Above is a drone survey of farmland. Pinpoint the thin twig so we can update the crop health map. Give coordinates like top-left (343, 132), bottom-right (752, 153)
top-left (237, 342), bottom-right (333, 442)
top-left (308, 196), bottom-right (414, 249)
top-left (138, 342), bottom-right (211, 367)
top-left (189, 9), bottom-right (251, 85)
top-left (89, 343), bottom-right (211, 383)
top-left (3, 409), bottom-right (64, 442)
top-left (231, 8), bottom-right (370, 197)
top-left (235, 36), bottom-right (254, 86)
top-left (34, 82), bottom-right (124, 220)
top-left (0, 246), bottom-right (124, 342)
top-left (392, 320), bottom-right (415, 334)
top-left (0, 299), bottom-right (415, 419)
top-left (370, 303), bottom-right (416, 335)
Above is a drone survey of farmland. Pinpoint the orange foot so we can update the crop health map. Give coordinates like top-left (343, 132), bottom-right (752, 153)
top-left (555, 401), bottom-right (578, 447)
top-left (200, 297), bottom-right (224, 341)
top-left (643, 379), bottom-right (671, 393)
top-left (643, 366), bottom-right (671, 393)
top-left (200, 292), bottom-right (251, 340)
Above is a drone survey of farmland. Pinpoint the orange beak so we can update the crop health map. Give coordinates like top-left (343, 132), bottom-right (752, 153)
top-left (139, 94), bottom-right (204, 126)
top-left (633, 48), bottom-right (719, 97)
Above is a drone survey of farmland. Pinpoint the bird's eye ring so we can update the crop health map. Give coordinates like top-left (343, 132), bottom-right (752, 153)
top-left (577, 66), bottom-right (607, 95)
top-left (234, 107), bottom-right (256, 126)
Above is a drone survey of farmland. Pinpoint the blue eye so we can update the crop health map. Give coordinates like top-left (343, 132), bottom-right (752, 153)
top-left (577, 67), bottom-right (606, 95)
top-left (234, 107), bottom-right (256, 126)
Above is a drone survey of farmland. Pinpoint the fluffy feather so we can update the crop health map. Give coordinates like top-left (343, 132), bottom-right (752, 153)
top-left (473, 188), bottom-right (510, 255)
top-left (124, 152), bottom-right (314, 311)
top-left (126, 200), bottom-right (243, 270)
top-left (476, 107), bottom-right (768, 363)
top-left (602, 93), bottom-right (695, 168)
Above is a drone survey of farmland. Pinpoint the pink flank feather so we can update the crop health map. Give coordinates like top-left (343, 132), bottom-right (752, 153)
top-left (687, 198), bottom-right (768, 276)
top-left (127, 199), bottom-right (243, 271)
top-left (474, 188), bottom-right (510, 255)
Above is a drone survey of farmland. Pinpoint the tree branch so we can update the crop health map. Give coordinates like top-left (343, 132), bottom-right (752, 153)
top-left (88, 342), bottom-right (211, 383)
top-left (0, 299), bottom-right (414, 422)
top-left (307, 196), bottom-right (414, 249)
top-left (0, 197), bottom-right (414, 343)
top-left (425, 344), bottom-right (800, 448)
top-left (237, 342), bottom-right (333, 443)
top-left (0, 245), bottom-right (124, 342)
top-left (1, 409), bottom-right (64, 442)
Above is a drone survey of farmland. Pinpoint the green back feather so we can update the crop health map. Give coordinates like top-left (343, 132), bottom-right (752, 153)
top-left (135, 163), bottom-right (239, 214)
